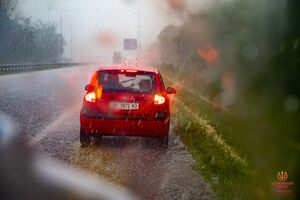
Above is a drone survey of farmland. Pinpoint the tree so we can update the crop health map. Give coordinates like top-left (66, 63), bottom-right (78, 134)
top-left (157, 25), bottom-right (180, 67)
top-left (0, 1), bottom-right (64, 64)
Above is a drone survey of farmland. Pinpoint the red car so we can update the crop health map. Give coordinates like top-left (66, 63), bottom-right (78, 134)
top-left (80, 66), bottom-right (176, 148)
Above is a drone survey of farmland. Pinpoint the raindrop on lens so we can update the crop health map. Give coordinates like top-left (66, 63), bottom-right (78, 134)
top-left (241, 44), bottom-right (258, 60)
top-left (284, 95), bottom-right (299, 113)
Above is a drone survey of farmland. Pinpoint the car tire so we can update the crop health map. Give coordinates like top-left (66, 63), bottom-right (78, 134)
top-left (80, 130), bottom-right (91, 147)
top-left (160, 134), bottom-right (168, 148)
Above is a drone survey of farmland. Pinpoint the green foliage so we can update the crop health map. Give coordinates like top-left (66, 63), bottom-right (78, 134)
top-left (157, 0), bottom-right (300, 199)
top-left (162, 71), bottom-right (257, 199)
top-left (0, 2), bottom-right (63, 64)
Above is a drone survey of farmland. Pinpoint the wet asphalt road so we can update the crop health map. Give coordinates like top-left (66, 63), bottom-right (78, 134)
top-left (0, 66), bottom-right (215, 200)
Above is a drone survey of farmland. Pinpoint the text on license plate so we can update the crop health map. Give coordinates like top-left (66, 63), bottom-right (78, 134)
top-left (110, 102), bottom-right (139, 110)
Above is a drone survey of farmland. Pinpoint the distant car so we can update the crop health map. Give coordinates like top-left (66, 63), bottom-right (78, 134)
top-left (80, 65), bottom-right (176, 148)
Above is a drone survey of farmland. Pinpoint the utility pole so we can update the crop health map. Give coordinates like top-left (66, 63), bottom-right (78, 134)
top-left (138, 12), bottom-right (141, 53)
top-left (60, 13), bottom-right (63, 63)
top-left (70, 17), bottom-right (73, 62)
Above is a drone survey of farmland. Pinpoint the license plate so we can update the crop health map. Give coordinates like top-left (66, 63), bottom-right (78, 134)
top-left (110, 102), bottom-right (139, 110)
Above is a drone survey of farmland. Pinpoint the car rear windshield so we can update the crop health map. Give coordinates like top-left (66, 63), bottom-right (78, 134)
top-left (98, 70), bottom-right (156, 94)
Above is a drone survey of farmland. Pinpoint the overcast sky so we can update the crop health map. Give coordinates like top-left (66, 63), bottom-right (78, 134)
top-left (16, 0), bottom-right (212, 63)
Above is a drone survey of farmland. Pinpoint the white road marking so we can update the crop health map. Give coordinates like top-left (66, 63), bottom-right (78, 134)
top-left (175, 99), bottom-right (247, 166)
top-left (29, 105), bottom-right (79, 146)
top-left (7, 88), bottom-right (23, 92)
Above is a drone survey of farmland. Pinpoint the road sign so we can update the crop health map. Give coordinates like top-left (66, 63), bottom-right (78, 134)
top-left (123, 39), bottom-right (138, 51)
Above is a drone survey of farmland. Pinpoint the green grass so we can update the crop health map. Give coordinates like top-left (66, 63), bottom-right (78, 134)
top-left (162, 68), bottom-right (259, 199)
top-left (172, 106), bottom-right (257, 199)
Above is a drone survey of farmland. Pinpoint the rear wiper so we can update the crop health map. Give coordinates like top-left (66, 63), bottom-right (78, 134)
top-left (119, 78), bottom-right (135, 84)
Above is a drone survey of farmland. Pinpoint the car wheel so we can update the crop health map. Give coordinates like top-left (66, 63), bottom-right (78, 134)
top-left (160, 134), bottom-right (168, 148)
top-left (80, 130), bottom-right (91, 147)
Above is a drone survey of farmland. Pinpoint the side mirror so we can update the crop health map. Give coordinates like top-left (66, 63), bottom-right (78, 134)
top-left (166, 87), bottom-right (176, 94)
top-left (85, 84), bottom-right (95, 91)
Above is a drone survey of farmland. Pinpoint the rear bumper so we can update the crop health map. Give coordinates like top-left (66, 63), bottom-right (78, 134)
top-left (80, 116), bottom-right (170, 137)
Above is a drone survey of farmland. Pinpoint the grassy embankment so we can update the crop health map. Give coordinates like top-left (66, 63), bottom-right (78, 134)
top-left (161, 68), bottom-right (259, 200)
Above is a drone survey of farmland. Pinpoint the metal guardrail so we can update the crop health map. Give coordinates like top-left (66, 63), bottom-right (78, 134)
top-left (0, 63), bottom-right (88, 74)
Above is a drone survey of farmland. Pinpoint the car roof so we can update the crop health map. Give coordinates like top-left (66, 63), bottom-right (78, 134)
top-left (98, 65), bottom-right (159, 73)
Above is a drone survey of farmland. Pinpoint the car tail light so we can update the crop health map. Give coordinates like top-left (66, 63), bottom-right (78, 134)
top-left (85, 85), bottom-right (102, 102)
top-left (85, 92), bottom-right (96, 102)
top-left (154, 94), bottom-right (165, 105)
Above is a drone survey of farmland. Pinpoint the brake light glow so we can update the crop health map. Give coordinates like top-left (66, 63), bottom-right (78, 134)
top-left (85, 85), bottom-right (102, 102)
top-left (85, 92), bottom-right (96, 102)
top-left (126, 69), bottom-right (137, 73)
top-left (154, 94), bottom-right (165, 105)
